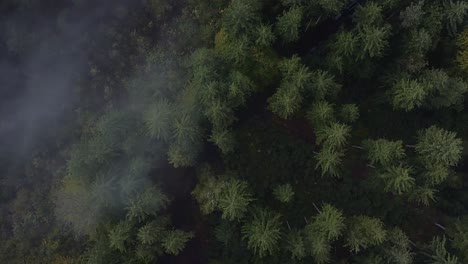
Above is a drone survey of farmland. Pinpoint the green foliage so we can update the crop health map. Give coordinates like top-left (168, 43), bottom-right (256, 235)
top-left (333, 31), bottom-right (357, 58)
top-left (306, 204), bottom-right (345, 241)
top-left (144, 99), bottom-right (173, 141)
top-left (168, 140), bottom-right (201, 168)
top-left (126, 186), bottom-right (169, 222)
top-left (443, 0), bottom-right (468, 35)
top-left (409, 186), bottom-right (436, 206)
top-left (339, 104), bottom-right (359, 123)
top-left (426, 236), bottom-right (459, 264)
top-left (424, 163), bottom-right (450, 186)
top-left (307, 100), bottom-right (335, 127)
top-left (363, 139), bottom-right (405, 167)
top-left (268, 85), bottom-right (302, 119)
top-left (354, 2), bottom-right (383, 26)
top-left (108, 221), bottom-right (133, 252)
top-left (272, 184), bottom-right (294, 203)
top-left (381, 165), bottom-right (415, 195)
top-left (391, 78), bottom-right (427, 111)
top-left (423, 69), bottom-right (468, 108)
top-left (222, 0), bottom-right (261, 36)
top-left (209, 129), bottom-right (236, 154)
top-left (400, 1), bottom-right (425, 28)
top-left (310, 70), bottom-right (341, 100)
top-left (385, 228), bottom-right (414, 264)
top-left (315, 147), bottom-right (344, 177)
top-left (218, 179), bottom-right (254, 221)
top-left (279, 56), bottom-right (312, 89)
top-left (214, 220), bottom-right (238, 246)
top-left (228, 71), bottom-right (255, 107)
top-left (316, 0), bottom-right (347, 16)
top-left (172, 113), bottom-right (202, 144)
top-left (449, 217), bottom-right (468, 262)
top-left (416, 126), bottom-right (463, 167)
top-left (307, 235), bottom-right (332, 264)
top-left (316, 122), bottom-right (351, 149)
top-left (346, 216), bottom-right (387, 253)
top-left (276, 7), bottom-right (302, 43)
top-left (137, 218), bottom-right (169, 245)
top-left (242, 208), bottom-right (282, 257)
top-left (161, 230), bottom-right (194, 255)
top-left (255, 24), bottom-right (276, 47)
top-left (269, 56), bottom-right (312, 119)
top-left (192, 167), bottom-right (225, 215)
top-left (285, 230), bottom-right (306, 260)
top-left (358, 25), bottom-right (390, 58)
top-left (456, 29), bottom-right (468, 73)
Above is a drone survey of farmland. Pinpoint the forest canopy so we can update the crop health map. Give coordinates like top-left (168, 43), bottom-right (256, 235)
top-left (0, 0), bottom-right (468, 263)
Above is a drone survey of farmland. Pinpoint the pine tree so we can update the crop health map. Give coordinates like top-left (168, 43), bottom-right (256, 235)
top-left (144, 99), bottom-right (173, 141)
top-left (339, 104), bottom-right (359, 123)
top-left (255, 24), bottom-right (276, 47)
top-left (308, 235), bottom-right (332, 264)
top-left (192, 167), bottom-right (225, 215)
top-left (316, 122), bottom-right (351, 149)
top-left (310, 70), bottom-right (341, 100)
top-left (273, 184), bottom-right (294, 203)
top-left (426, 236), bottom-right (459, 264)
top-left (415, 126), bottom-right (462, 167)
top-left (443, 0), bottom-right (468, 35)
top-left (228, 71), bottom-right (254, 107)
top-left (316, 0), bottom-right (346, 16)
top-left (137, 217), bottom-right (169, 245)
top-left (218, 179), bottom-right (254, 221)
top-left (315, 147), bottom-right (344, 177)
top-left (423, 163), bottom-right (450, 186)
top-left (358, 26), bottom-right (390, 59)
top-left (456, 29), bottom-right (468, 73)
top-left (409, 186), bottom-right (436, 206)
top-left (354, 2), bottom-right (383, 26)
top-left (400, 1), bottom-right (425, 28)
top-left (385, 228), bottom-right (414, 264)
top-left (363, 139), bottom-right (405, 167)
top-left (285, 230), bottom-right (306, 260)
top-left (268, 85), bottom-right (303, 119)
top-left (161, 230), bottom-right (194, 255)
top-left (333, 31), bottom-right (357, 58)
top-left (306, 204), bottom-right (345, 241)
top-left (276, 7), bottom-right (302, 43)
top-left (391, 78), bottom-right (427, 111)
top-left (108, 221), bottom-right (133, 252)
top-left (381, 165), bottom-right (415, 195)
top-left (307, 100), bottom-right (335, 127)
top-left (172, 113), bottom-right (202, 144)
top-left (222, 0), bottom-right (261, 36)
top-left (423, 69), bottom-right (468, 108)
top-left (346, 216), bottom-right (387, 253)
top-left (242, 208), bottom-right (282, 257)
top-left (449, 217), bottom-right (468, 262)
top-left (204, 99), bottom-right (235, 130)
top-left (209, 129), bottom-right (236, 154)
top-left (126, 186), bottom-right (169, 222)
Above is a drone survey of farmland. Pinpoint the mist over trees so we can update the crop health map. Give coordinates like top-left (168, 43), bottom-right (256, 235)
top-left (0, 0), bottom-right (468, 263)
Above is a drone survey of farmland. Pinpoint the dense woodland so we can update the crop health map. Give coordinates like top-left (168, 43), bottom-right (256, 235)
top-left (1, 0), bottom-right (468, 263)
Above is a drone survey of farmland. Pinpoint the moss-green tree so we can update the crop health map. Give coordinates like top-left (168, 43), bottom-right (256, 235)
top-left (346, 216), bottom-right (387, 253)
top-left (242, 208), bottom-right (282, 257)
top-left (273, 184), bottom-right (294, 203)
top-left (218, 178), bottom-right (254, 221)
top-left (416, 126), bottom-right (462, 167)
